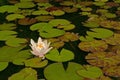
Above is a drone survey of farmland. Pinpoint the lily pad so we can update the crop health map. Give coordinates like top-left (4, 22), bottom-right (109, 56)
top-left (15, 2), bottom-right (35, 8)
top-left (57, 24), bottom-right (75, 30)
top-left (62, 7), bottom-right (78, 13)
top-left (0, 5), bottom-right (18, 13)
top-left (49, 19), bottom-right (71, 26)
top-left (24, 57), bottom-right (48, 68)
top-left (0, 31), bottom-right (17, 41)
top-left (35, 15), bottom-right (54, 22)
top-left (39, 28), bottom-right (65, 38)
top-left (87, 28), bottom-right (114, 39)
top-left (50, 10), bottom-right (65, 16)
top-left (60, 1), bottom-right (74, 6)
top-left (44, 62), bottom-right (84, 80)
top-left (8, 68), bottom-right (37, 80)
top-left (0, 46), bottom-right (32, 65)
top-left (6, 14), bottom-right (25, 21)
top-left (79, 36), bottom-right (95, 42)
top-left (45, 48), bottom-right (74, 62)
top-left (0, 23), bottom-right (16, 30)
top-left (78, 40), bottom-right (108, 52)
top-left (77, 65), bottom-right (103, 79)
top-left (32, 10), bottom-right (49, 15)
top-left (5, 38), bottom-right (27, 47)
top-left (0, 62), bottom-right (8, 71)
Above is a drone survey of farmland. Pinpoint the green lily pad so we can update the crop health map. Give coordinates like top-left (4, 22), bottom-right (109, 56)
top-left (0, 5), bottom-right (18, 13)
top-left (60, 1), bottom-right (74, 6)
top-left (77, 65), bottom-right (103, 79)
top-left (104, 13), bottom-right (116, 18)
top-left (30, 22), bottom-right (65, 38)
top-left (5, 38), bottom-right (27, 47)
top-left (93, 2), bottom-right (105, 6)
top-left (37, 2), bottom-right (52, 8)
top-left (44, 62), bottom-right (84, 80)
top-left (20, 0), bottom-right (33, 2)
top-left (83, 21), bottom-right (99, 28)
top-left (57, 24), bottom-right (75, 30)
top-left (8, 68), bottom-right (37, 80)
top-left (39, 28), bottom-right (65, 38)
top-left (79, 36), bottom-right (95, 41)
top-left (0, 23), bottom-right (16, 30)
top-left (0, 46), bottom-right (32, 65)
top-left (45, 48), bottom-right (74, 62)
top-left (0, 31), bottom-right (17, 41)
top-left (87, 28), bottom-right (114, 39)
top-left (50, 10), bottom-right (65, 16)
top-left (0, 62), bottom-right (8, 71)
top-left (15, 2), bottom-right (35, 8)
top-left (6, 14), bottom-right (25, 21)
top-left (49, 19), bottom-right (71, 26)
top-left (24, 57), bottom-right (48, 68)
top-left (32, 10), bottom-right (49, 15)
top-left (30, 22), bottom-right (53, 31)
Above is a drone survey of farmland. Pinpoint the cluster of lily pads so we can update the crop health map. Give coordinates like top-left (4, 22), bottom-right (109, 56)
top-left (0, 0), bottom-right (120, 80)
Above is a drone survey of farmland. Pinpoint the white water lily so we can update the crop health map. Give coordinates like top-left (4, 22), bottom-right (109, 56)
top-left (30, 37), bottom-right (53, 59)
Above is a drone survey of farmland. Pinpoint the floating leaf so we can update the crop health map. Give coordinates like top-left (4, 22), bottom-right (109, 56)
top-left (49, 19), bottom-right (71, 26)
top-left (77, 65), bottom-right (103, 79)
top-left (0, 62), bottom-right (8, 71)
top-left (39, 28), bottom-right (65, 38)
top-left (83, 21), bottom-right (99, 28)
top-left (50, 10), bottom-right (65, 16)
top-left (15, 2), bottom-right (35, 8)
top-left (62, 7), bottom-right (78, 13)
top-left (30, 22), bottom-right (65, 38)
top-left (30, 22), bottom-right (53, 31)
top-left (5, 38), bottom-right (27, 47)
top-left (78, 40), bottom-right (108, 52)
top-left (60, 1), bottom-right (74, 6)
top-left (32, 10), bottom-right (49, 15)
top-left (18, 17), bottom-right (37, 25)
top-left (0, 31), bottom-right (17, 41)
top-left (0, 46), bottom-right (31, 65)
top-left (6, 14), bottom-right (25, 21)
top-left (44, 62), bottom-right (84, 80)
top-left (35, 15), bottom-right (54, 22)
top-left (8, 68), bottom-right (37, 80)
top-left (104, 13), bottom-right (116, 18)
top-left (24, 57), bottom-right (48, 68)
top-left (79, 36), bottom-right (95, 42)
top-left (0, 5), bottom-right (18, 13)
top-left (0, 23), bottom-right (16, 30)
top-left (86, 52), bottom-right (120, 67)
top-left (87, 28), bottom-right (113, 39)
top-left (37, 2), bottom-right (52, 8)
top-left (20, 0), bottom-right (33, 2)
top-left (45, 48), bottom-right (74, 62)
top-left (57, 24), bottom-right (75, 30)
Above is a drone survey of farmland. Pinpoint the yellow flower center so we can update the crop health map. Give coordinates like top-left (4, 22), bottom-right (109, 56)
top-left (37, 42), bottom-right (44, 49)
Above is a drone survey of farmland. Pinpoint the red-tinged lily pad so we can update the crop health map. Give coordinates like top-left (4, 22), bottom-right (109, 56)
top-left (24, 57), bottom-right (48, 68)
top-left (44, 62), bottom-right (84, 80)
top-left (77, 65), bottom-right (103, 79)
top-left (78, 40), bottom-right (108, 52)
top-left (18, 17), bottom-right (37, 25)
top-left (45, 48), bottom-right (74, 62)
top-left (8, 68), bottom-right (37, 80)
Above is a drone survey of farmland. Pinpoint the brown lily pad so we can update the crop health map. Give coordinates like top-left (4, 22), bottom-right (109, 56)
top-left (78, 40), bottom-right (108, 52)
top-left (104, 33), bottom-right (120, 45)
top-left (103, 65), bottom-right (120, 77)
top-left (86, 52), bottom-right (120, 67)
top-left (18, 17), bottom-right (37, 25)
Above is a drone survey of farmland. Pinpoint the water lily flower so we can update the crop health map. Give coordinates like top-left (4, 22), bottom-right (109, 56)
top-left (30, 37), bottom-right (53, 59)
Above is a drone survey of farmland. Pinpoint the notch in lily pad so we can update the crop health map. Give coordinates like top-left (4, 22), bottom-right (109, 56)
top-left (45, 48), bottom-right (74, 62)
